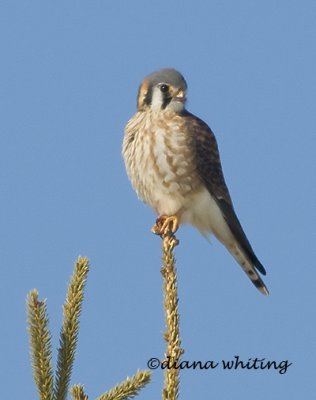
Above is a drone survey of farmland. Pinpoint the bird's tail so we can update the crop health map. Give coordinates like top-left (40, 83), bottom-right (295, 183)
top-left (228, 244), bottom-right (269, 295)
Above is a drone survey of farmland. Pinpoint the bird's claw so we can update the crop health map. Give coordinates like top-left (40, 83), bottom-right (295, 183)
top-left (151, 215), bottom-right (179, 236)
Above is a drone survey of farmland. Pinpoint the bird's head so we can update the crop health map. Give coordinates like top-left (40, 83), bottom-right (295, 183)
top-left (137, 68), bottom-right (187, 113)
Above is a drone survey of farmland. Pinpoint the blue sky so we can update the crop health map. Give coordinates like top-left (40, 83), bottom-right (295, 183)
top-left (1, 1), bottom-right (315, 398)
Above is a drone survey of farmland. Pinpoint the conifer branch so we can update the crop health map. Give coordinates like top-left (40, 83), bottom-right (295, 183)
top-left (96, 370), bottom-right (151, 400)
top-left (27, 256), bottom-right (151, 400)
top-left (54, 256), bottom-right (89, 400)
top-left (27, 289), bottom-right (54, 400)
top-left (70, 384), bottom-right (89, 400)
top-left (161, 229), bottom-right (183, 400)
top-left (152, 216), bottom-right (183, 400)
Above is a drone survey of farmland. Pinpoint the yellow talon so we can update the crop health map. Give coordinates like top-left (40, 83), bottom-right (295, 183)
top-left (151, 215), bottom-right (179, 236)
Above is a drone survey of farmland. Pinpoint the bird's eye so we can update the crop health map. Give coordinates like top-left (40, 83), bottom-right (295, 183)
top-left (160, 84), bottom-right (169, 93)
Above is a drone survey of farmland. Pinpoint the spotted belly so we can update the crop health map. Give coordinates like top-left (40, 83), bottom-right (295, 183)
top-left (123, 116), bottom-right (201, 216)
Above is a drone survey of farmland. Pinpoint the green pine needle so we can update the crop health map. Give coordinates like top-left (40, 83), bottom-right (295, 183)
top-left (96, 370), bottom-right (151, 400)
top-left (27, 289), bottom-right (54, 400)
top-left (54, 256), bottom-right (89, 400)
top-left (160, 228), bottom-right (183, 400)
top-left (70, 384), bottom-right (89, 400)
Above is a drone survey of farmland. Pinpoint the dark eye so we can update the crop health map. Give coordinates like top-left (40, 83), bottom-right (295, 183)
top-left (160, 84), bottom-right (169, 93)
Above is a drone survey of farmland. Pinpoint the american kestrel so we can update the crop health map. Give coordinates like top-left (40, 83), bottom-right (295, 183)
top-left (123, 68), bottom-right (268, 295)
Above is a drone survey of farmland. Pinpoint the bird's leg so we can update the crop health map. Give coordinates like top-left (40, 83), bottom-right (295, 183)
top-left (152, 215), bottom-right (179, 237)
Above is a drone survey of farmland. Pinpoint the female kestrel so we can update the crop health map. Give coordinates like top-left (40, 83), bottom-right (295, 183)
top-left (122, 68), bottom-right (268, 295)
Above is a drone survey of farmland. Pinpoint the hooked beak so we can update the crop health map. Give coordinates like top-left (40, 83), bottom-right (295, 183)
top-left (173, 89), bottom-right (186, 103)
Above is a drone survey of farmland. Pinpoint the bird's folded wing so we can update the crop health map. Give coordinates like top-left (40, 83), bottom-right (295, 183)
top-left (184, 111), bottom-right (266, 275)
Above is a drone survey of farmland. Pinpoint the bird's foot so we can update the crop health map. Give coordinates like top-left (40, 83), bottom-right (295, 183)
top-left (151, 215), bottom-right (179, 237)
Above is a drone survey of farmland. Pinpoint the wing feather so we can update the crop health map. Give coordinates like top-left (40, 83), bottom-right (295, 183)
top-left (183, 111), bottom-right (266, 276)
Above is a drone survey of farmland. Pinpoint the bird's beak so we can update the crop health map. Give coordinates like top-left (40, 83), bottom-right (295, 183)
top-left (173, 89), bottom-right (186, 103)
